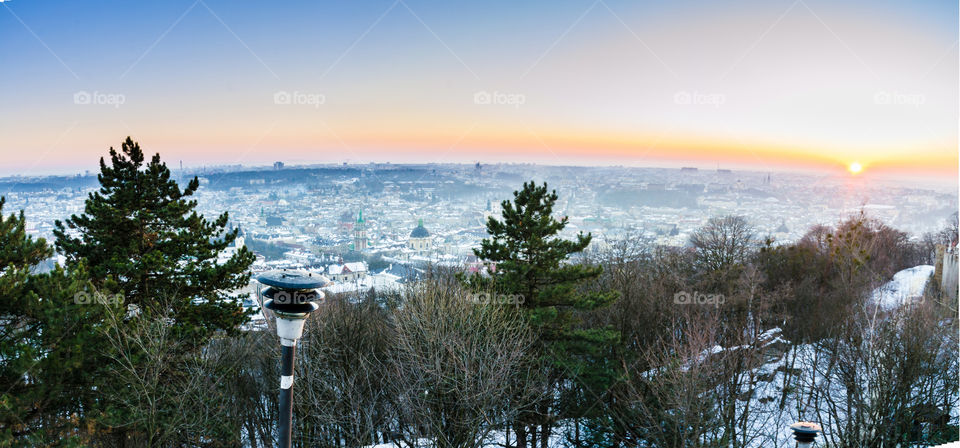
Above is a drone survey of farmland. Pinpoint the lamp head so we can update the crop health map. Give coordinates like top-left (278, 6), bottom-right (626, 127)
top-left (789, 422), bottom-right (822, 446)
top-left (257, 270), bottom-right (331, 344)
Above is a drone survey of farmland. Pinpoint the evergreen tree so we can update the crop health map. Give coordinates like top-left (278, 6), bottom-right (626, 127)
top-left (51, 138), bottom-right (256, 443)
top-left (0, 197), bottom-right (108, 445)
top-left (54, 137), bottom-right (254, 342)
top-left (463, 181), bottom-right (618, 448)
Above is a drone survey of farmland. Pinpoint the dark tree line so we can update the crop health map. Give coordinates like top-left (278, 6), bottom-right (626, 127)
top-left (2, 138), bottom-right (253, 446)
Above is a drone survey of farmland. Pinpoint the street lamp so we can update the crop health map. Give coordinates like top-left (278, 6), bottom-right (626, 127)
top-left (789, 422), bottom-right (822, 448)
top-left (258, 270), bottom-right (330, 448)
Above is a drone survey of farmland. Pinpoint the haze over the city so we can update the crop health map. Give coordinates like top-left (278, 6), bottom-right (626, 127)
top-left (2, 1), bottom-right (959, 447)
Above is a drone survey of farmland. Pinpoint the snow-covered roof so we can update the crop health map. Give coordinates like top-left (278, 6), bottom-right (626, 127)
top-left (328, 262), bottom-right (368, 275)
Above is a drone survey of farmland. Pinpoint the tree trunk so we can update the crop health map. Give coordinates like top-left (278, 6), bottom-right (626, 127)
top-left (574, 418), bottom-right (579, 446)
top-left (515, 424), bottom-right (527, 448)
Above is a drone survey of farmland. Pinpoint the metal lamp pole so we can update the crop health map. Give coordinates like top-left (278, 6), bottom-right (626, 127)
top-left (258, 270), bottom-right (330, 448)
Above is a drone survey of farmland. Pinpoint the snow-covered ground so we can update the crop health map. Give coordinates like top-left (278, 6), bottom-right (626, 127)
top-left (365, 429), bottom-right (564, 448)
top-left (872, 265), bottom-right (934, 310)
top-left (359, 266), bottom-right (953, 448)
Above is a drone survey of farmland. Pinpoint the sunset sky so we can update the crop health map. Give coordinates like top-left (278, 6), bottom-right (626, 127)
top-left (1, 0), bottom-right (957, 180)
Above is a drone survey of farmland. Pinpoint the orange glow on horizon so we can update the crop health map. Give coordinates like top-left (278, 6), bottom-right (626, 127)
top-left (230, 127), bottom-right (955, 179)
top-left (16, 123), bottom-right (953, 180)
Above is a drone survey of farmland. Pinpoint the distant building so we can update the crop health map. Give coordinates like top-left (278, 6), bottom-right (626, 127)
top-left (218, 227), bottom-right (246, 263)
top-left (375, 263), bottom-right (422, 284)
top-left (464, 254), bottom-right (496, 275)
top-left (354, 210), bottom-right (368, 251)
top-left (265, 216), bottom-right (284, 227)
top-left (677, 183), bottom-right (705, 194)
top-left (285, 249), bottom-right (315, 265)
top-left (338, 211), bottom-right (355, 234)
top-left (273, 161), bottom-right (284, 170)
top-left (654, 223), bottom-right (679, 236)
top-left (408, 218), bottom-right (432, 252)
top-left (775, 220), bottom-right (789, 234)
top-left (328, 261), bottom-right (368, 283)
top-left (936, 244), bottom-right (958, 304)
top-left (680, 167), bottom-right (698, 172)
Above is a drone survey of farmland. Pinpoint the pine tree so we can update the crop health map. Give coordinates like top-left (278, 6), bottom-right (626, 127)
top-left (463, 181), bottom-right (618, 448)
top-left (54, 136), bottom-right (254, 342)
top-left (0, 197), bottom-right (107, 444)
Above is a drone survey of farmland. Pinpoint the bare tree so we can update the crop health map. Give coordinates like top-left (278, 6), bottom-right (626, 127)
top-left (294, 294), bottom-right (396, 447)
top-left (390, 282), bottom-right (539, 448)
top-left (918, 212), bottom-right (960, 264)
top-left (690, 216), bottom-right (756, 273)
top-left (610, 308), bottom-right (723, 447)
top-left (221, 329), bottom-right (279, 448)
top-left (797, 300), bottom-right (959, 447)
top-left (99, 300), bottom-right (243, 447)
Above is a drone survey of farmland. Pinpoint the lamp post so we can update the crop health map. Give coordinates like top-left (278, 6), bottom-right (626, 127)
top-left (789, 422), bottom-right (822, 448)
top-left (258, 270), bottom-right (330, 448)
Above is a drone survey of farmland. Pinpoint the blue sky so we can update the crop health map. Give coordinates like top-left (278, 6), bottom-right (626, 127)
top-left (1, 0), bottom-right (957, 178)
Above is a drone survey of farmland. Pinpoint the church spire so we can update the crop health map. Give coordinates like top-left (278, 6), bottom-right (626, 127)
top-left (353, 209), bottom-right (368, 251)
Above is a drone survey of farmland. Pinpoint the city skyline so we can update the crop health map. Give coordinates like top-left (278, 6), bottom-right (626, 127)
top-left (1, 0), bottom-right (957, 180)
top-left (2, 2), bottom-right (958, 445)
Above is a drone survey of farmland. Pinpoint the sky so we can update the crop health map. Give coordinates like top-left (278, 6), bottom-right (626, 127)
top-left (1, 0), bottom-right (957, 181)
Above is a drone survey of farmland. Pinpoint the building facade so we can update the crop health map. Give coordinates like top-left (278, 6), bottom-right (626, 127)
top-left (353, 210), bottom-right (368, 251)
top-left (408, 218), bottom-right (431, 252)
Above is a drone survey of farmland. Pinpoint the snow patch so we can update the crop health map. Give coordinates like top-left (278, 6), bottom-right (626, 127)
top-left (872, 265), bottom-right (934, 311)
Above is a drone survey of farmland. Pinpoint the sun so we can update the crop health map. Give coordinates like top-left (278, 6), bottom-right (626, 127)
top-left (848, 162), bottom-right (863, 175)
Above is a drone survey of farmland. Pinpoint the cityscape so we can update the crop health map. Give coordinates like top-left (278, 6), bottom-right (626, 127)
top-left (2, 0), bottom-right (958, 446)
top-left (4, 162), bottom-right (956, 297)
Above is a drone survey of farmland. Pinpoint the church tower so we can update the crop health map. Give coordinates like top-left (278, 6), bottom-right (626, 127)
top-left (354, 210), bottom-right (368, 251)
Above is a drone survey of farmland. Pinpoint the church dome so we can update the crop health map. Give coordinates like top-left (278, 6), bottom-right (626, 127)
top-left (410, 219), bottom-right (430, 238)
